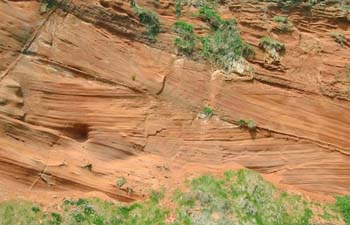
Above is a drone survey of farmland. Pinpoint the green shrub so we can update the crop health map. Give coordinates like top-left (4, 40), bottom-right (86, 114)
top-left (174, 38), bottom-right (196, 55)
top-left (0, 171), bottom-right (348, 225)
top-left (174, 0), bottom-right (183, 17)
top-left (259, 36), bottom-right (285, 53)
top-left (335, 195), bottom-right (350, 225)
top-left (173, 21), bottom-right (197, 55)
top-left (174, 0), bottom-right (217, 8)
top-left (0, 201), bottom-right (42, 225)
top-left (259, 36), bottom-right (285, 62)
top-left (170, 6), bottom-right (254, 73)
top-left (199, 14), bottom-right (254, 72)
top-left (173, 21), bottom-right (194, 34)
top-left (237, 118), bottom-right (257, 130)
top-left (280, 0), bottom-right (303, 10)
top-left (198, 6), bottom-right (223, 30)
top-left (198, 36), bottom-right (211, 58)
top-left (260, 0), bottom-right (303, 10)
top-left (39, 0), bottom-right (56, 14)
top-left (273, 16), bottom-right (293, 33)
top-left (331, 32), bottom-right (346, 47)
top-left (203, 106), bottom-right (213, 118)
top-left (273, 15), bottom-right (289, 23)
top-left (149, 190), bottom-right (165, 203)
top-left (262, 0), bottom-right (350, 12)
top-left (133, 5), bottom-right (161, 42)
top-left (346, 64), bottom-right (350, 81)
top-left (341, 0), bottom-right (350, 12)
top-left (77, 198), bottom-right (89, 206)
top-left (173, 169), bottom-right (315, 225)
top-left (50, 212), bottom-right (62, 225)
top-left (116, 176), bottom-right (127, 188)
top-left (313, 0), bottom-right (350, 10)
top-left (31, 207), bottom-right (40, 213)
top-left (5, 191), bottom-right (174, 225)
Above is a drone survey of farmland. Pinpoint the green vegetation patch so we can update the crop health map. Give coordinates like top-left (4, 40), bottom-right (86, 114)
top-left (259, 36), bottom-right (285, 62)
top-left (132, 3), bottom-right (161, 42)
top-left (259, 0), bottom-right (304, 11)
top-left (198, 6), bottom-right (224, 30)
top-left (0, 196), bottom-right (167, 225)
top-left (174, 0), bottom-right (183, 17)
top-left (173, 0), bottom-right (219, 17)
top-left (174, 0), bottom-right (217, 8)
top-left (259, 36), bottom-right (285, 53)
top-left (198, 7), bottom-right (254, 73)
top-left (40, 0), bottom-right (56, 14)
top-left (261, 0), bottom-right (350, 12)
top-left (116, 176), bottom-right (127, 188)
top-left (313, 0), bottom-right (350, 11)
top-left (346, 64), bottom-right (350, 81)
top-left (173, 21), bottom-right (196, 55)
top-left (273, 15), bottom-right (289, 23)
top-left (236, 118), bottom-right (257, 130)
top-left (1, 169), bottom-right (348, 225)
top-left (0, 200), bottom-right (63, 225)
top-left (335, 195), bottom-right (350, 225)
top-left (272, 16), bottom-right (293, 33)
top-left (174, 169), bottom-right (314, 225)
top-left (171, 5), bottom-right (254, 73)
top-left (203, 106), bottom-right (213, 118)
top-left (331, 32), bottom-right (346, 47)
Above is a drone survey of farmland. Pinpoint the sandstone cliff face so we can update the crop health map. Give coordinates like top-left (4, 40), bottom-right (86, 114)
top-left (0, 0), bottom-right (349, 202)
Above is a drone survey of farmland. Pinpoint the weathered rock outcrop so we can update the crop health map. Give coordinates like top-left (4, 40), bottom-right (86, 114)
top-left (0, 0), bottom-right (349, 202)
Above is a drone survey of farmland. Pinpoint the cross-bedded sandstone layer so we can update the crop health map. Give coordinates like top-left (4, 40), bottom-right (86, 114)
top-left (0, 0), bottom-right (349, 202)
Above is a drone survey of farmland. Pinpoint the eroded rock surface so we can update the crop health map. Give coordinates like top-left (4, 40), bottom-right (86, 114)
top-left (0, 0), bottom-right (349, 202)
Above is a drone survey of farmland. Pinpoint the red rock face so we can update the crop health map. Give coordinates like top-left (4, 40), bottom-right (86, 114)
top-left (0, 0), bottom-right (349, 203)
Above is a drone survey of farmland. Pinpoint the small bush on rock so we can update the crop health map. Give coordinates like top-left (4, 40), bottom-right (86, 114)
top-left (199, 14), bottom-right (254, 73)
top-left (39, 0), bottom-right (56, 14)
top-left (259, 36), bottom-right (285, 62)
top-left (331, 32), bottom-right (346, 47)
top-left (237, 118), bottom-right (257, 130)
top-left (198, 6), bottom-right (223, 30)
top-left (273, 15), bottom-right (293, 33)
top-left (173, 21), bottom-right (196, 55)
top-left (203, 106), bottom-right (213, 118)
top-left (133, 4), bottom-right (161, 42)
top-left (116, 176), bottom-right (127, 188)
